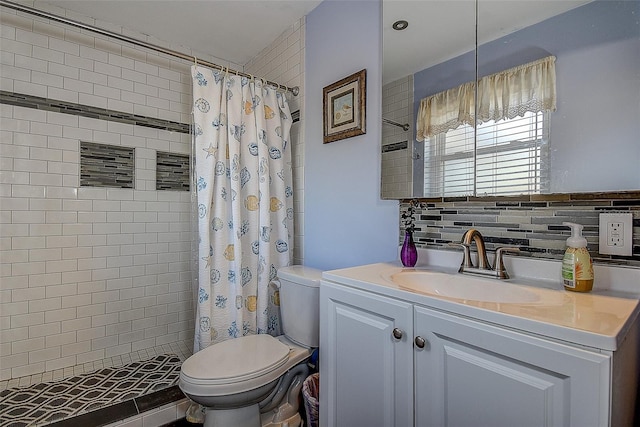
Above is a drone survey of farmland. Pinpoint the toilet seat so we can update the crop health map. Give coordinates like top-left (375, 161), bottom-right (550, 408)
top-left (180, 334), bottom-right (309, 396)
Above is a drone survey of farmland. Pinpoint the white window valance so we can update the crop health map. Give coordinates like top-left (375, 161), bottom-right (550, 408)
top-left (416, 56), bottom-right (557, 140)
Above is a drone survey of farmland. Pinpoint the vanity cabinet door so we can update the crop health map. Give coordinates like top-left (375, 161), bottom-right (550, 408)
top-left (414, 306), bottom-right (611, 427)
top-left (320, 281), bottom-right (414, 427)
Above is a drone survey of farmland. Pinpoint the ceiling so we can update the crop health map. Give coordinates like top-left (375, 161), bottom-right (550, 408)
top-left (34, 0), bottom-right (591, 84)
top-left (36, 0), bottom-right (323, 67)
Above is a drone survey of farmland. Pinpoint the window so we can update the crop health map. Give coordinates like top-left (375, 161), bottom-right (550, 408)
top-left (417, 56), bottom-right (556, 197)
top-left (424, 111), bottom-right (549, 197)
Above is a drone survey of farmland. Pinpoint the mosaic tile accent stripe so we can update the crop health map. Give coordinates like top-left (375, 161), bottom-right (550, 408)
top-left (157, 152), bottom-right (190, 191)
top-left (291, 109), bottom-right (300, 123)
top-left (401, 192), bottom-right (640, 267)
top-left (0, 91), bottom-right (190, 134)
top-left (0, 354), bottom-right (181, 427)
top-left (382, 141), bottom-right (408, 153)
top-left (80, 141), bottom-right (134, 188)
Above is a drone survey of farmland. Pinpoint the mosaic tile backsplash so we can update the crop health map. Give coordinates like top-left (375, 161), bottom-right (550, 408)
top-left (401, 193), bottom-right (640, 267)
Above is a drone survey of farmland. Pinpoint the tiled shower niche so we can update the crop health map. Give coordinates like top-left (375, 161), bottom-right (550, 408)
top-left (80, 141), bottom-right (134, 189)
top-left (156, 152), bottom-right (190, 191)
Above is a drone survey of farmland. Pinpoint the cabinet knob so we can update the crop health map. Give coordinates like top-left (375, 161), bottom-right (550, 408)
top-left (414, 336), bottom-right (427, 349)
top-left (392, 328), bottom-right (404, 340)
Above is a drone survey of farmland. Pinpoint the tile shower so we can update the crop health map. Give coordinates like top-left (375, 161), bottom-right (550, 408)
top-left (0, 3), bottom-right (306, 425)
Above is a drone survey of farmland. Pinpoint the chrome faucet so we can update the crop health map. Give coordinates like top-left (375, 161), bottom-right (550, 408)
top-left (451, 228), bottom-right (520, 279)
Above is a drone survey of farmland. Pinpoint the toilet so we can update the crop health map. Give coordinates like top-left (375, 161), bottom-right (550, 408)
top-left (179, 265), bottom-right (322, 427)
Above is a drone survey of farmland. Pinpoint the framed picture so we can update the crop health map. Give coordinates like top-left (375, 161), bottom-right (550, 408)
top-left (323, 69), bottom-right (366, 143)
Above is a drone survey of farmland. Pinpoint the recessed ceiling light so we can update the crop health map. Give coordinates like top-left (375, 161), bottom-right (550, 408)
top-left (392, 20), bottom-right (409, 31)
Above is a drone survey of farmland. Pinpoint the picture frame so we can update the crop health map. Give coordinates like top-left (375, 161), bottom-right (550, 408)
top-left (323, 69), bottom-right (366, 143)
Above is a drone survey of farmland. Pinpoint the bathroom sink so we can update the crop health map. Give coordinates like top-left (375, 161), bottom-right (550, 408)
top-left (385, 269), bottom-right (540, 303)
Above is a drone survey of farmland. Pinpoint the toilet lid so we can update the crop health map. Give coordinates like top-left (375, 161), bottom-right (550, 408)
top-left (181, 334), bottom-right (290, 384)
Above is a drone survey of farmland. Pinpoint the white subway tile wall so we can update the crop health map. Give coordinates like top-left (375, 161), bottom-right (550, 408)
top-left (0, 3), bottom-right (306, 383)
top-left (381, 76), bottom-right (413, 198)
top-left (1, 99), bottom-right (193, 380)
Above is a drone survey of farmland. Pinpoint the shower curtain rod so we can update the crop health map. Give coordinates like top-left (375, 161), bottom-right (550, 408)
top-left (0, 0), bottom-right (299, 96)
top-left (382, 118), bottom-right (410, 131)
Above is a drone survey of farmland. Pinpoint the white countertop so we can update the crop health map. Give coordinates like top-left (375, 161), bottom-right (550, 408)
top-left (322, 259), bottom-right (640, 352)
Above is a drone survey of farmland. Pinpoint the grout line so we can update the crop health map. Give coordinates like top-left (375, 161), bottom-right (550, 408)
top-left (133, 395), bottom-right (141, 414)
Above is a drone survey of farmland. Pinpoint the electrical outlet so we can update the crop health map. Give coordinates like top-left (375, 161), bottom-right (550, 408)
top-left (608, 222), bottom-right (623, 246)
top-left (599, 212), bottom-right (633, 256)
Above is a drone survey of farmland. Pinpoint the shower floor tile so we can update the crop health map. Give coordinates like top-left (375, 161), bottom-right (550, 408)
top-left (0, 340), bottom-right (192, 392)
top-left (0, 354), bottom-right (183, 427)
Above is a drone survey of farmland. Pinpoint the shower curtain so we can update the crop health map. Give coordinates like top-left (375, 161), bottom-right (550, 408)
top-left (191, 65), bottom-right (294, 352)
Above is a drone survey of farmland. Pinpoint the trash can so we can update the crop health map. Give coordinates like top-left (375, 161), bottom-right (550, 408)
top-left (302, 373), bottom-right (319, 427)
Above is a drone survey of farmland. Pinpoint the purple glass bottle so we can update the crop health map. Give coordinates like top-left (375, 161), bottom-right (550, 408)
top-left (401, 228), bottom-right (418, 267)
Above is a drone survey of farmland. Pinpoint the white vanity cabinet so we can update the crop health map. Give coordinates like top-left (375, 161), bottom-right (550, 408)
top-left (320, 277), bottom-right (638, 427)
top-left (414, 306), bottom-right (609, 427)
top-left (320, 281), bottom-right (414, 426)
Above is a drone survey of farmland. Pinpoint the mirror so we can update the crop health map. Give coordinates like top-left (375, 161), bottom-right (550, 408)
top-left (381, 0), bottom-right (640, 199)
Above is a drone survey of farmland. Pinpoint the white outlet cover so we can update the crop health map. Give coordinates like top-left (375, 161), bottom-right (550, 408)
top-left (599, 212), bottom-right (633, 256)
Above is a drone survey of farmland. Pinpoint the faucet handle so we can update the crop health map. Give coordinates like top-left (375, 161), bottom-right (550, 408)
top-left (494, 247), bottom-right (520, 279)
top-left (448, 242), bottom-right (473, 269)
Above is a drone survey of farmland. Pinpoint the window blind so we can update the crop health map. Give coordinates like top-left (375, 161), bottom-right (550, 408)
top-left (424, 111), bottom-right (549, 197)
top-left (418, 56), bottom-right (555, 197)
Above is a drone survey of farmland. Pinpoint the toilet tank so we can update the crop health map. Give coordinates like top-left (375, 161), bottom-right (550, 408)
top-left (277, 265), bottom-right (322, 348)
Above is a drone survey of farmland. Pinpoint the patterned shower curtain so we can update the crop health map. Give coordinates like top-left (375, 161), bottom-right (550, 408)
top-left (191, 65), bottom-right (294, 352)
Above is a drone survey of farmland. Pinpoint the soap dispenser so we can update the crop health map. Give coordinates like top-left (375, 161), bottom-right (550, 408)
top-left (561, 222), bottom-right (594, 292)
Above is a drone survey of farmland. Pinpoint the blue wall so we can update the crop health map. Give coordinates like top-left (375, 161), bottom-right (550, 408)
top-left (413, 0), bottom-right (640, 193)
top-left (304, 0), bottom-right (398, 271)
